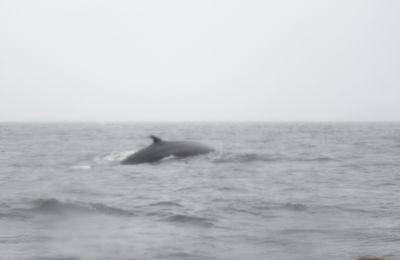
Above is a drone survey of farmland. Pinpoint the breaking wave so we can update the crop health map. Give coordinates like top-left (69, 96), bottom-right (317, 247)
top-left (101, 151), bottom-right (134, 162)
top-left (71, 151), bottom-right (135, 169)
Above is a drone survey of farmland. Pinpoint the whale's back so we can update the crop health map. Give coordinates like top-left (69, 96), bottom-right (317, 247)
top-left (167, 141), bottom-right (214, 158)
top-left (121, 138), bottom-right (214, 165)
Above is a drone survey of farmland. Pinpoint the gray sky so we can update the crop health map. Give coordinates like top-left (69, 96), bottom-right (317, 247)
top-left (0, 0), bottom-right (399, 122)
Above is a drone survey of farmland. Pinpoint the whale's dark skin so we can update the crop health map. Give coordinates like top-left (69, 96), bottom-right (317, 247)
top-left (121, 135), bottom-right (214, 165)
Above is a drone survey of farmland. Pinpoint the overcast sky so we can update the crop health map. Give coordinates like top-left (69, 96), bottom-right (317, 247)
top-left (0, 0), bottom-right (399, 122)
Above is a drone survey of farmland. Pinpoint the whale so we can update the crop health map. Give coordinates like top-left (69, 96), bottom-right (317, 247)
top-left (121, 135), bottom-right (214, 165)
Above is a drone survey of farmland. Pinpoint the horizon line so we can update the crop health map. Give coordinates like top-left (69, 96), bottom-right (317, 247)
top-left (1, 120), bottom-right (399, 124)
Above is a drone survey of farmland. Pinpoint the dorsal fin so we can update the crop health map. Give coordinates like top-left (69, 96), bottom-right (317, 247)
top-left (149, 135), bottom-right (163, 144)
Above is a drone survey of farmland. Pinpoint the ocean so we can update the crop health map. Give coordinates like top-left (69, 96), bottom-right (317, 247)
top-left (0, 123), bottom-right (399, 260)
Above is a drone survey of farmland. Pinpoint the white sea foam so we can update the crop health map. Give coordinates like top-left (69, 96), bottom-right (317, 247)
top-left (70, 164), bottom-right (92, 170)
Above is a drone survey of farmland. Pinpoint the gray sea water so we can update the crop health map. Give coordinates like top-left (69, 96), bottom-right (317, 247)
top-left (1, 123), bottom-right (400, 260)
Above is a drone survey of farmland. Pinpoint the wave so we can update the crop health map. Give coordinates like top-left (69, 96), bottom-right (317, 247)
top-left (18, 198), bottom-right (135, 217)
top-left (31, 257), bottom-right (80, 260)
top-left (226, 202), bottom-right (309, 217)
top-left (279, 202), bottom-right (308, 211)
top-left (163, 214), bottom-right (214, 227)
top-left (253, 202), bottom-right (308, 212)
top-left (149, 201), bottom-right (183, 207)
top-left (213, 153), bottom-right (277, 163)
top-left (0, 235), bottom-right (46, 244)
top-left (213, 152), bottom-right (335, 164)
top-left (161, 252), bottom-right (210, 260)
top-left (304, 157), bottom-right (334, 162)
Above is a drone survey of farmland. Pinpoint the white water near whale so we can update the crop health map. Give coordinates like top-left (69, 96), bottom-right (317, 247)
top-left (0, 123), bottom-right (399, 260)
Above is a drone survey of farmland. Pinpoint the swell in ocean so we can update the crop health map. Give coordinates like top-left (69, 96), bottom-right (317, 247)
top-left (1, 123), bottom-right (400, 260)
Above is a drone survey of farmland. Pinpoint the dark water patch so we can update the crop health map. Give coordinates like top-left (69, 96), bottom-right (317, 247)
top-left (213, 152), bottom-right (336, 164)
top-left (279, 203), bottom-right (308, 211)
top-left (90, 202), bottom-right (135, 216)
top-left (213, 153), bottom-right (281, 163)
top-left (365, 162), bottom-right (400, 167)
top-left (224, 206), bottom-right (279, 219)
top-left (374, 182), bottom-right (397, 188)
top-left (158, 251), bottom-right (216, 260)
top-left (280, 228), bottom-right (328, 235)
top-left (282, 203), bottom-right (309, 211)
top-left (30, 257), bottom-right (80, 260)
top-left (305, 156), bottom-right (335, 162)
top-left (341, 164), bottom-right (367, 171)
top-left (0, 211), bottom-right (30, 221)
top-left (163, 214), bottom-right (214, 227)
top-left (223, 202), bottom-right (309, 218)
top-left (217, 186), bottom-right (244, 192)
top-left (141, 201), bottom-right (184, 218)
top-left (337, 206), bottom-right (376, 214)
top-left (175, 186), bottom-right (196, 192)
top-left (21, 198), bottom-right (135, 217)
top-left (254, 202), bottom-right (308, 212)
top-left (356, 256), bottom-right (395, 260)
top-left (0, 235), bottom-right (49, 244)
top-left (310, 204), bottom-right (387, 217)
top-left (149, 201), bottom-right (183, 207)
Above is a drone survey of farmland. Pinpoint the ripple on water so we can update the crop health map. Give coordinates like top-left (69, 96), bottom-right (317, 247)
top-left (162, 214), bottom-right (215, 228)
top-left (149, 201), bottom-right (183, 207)
top-left (213, 152), bottom-right (336, 164)
top-left (7, 198), bottom-right (136, 218)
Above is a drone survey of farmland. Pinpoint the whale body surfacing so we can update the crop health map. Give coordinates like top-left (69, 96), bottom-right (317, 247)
top-left (121, 135), bottom-right (214, 165)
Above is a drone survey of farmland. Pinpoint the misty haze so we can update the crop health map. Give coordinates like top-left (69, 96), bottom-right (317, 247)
top-left (1, 1), bottom-right (400, 260)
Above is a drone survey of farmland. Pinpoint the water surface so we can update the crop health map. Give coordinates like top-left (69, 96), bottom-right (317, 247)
top-left (1, 123), bottom-right (399, 259)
